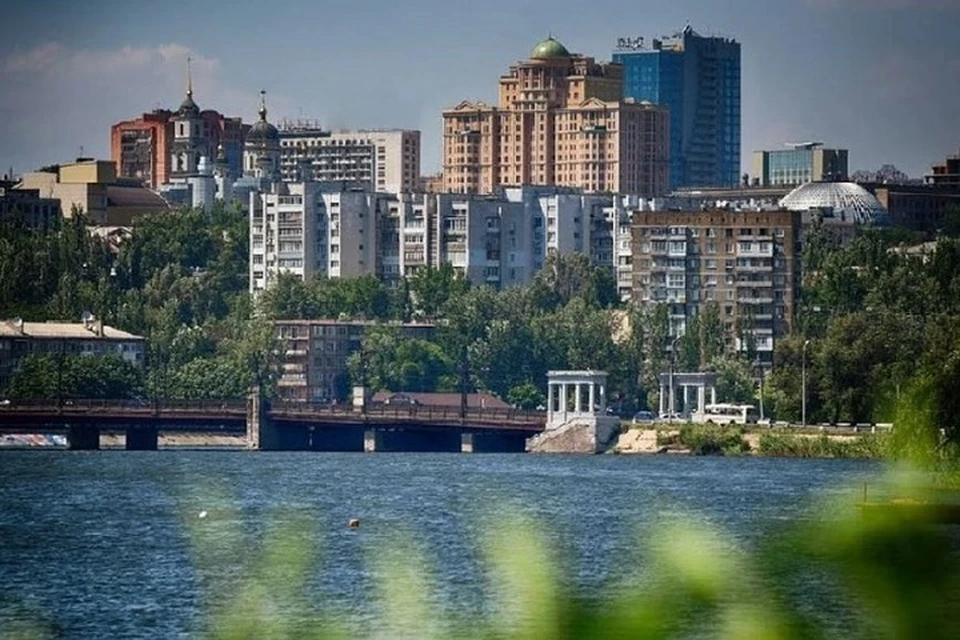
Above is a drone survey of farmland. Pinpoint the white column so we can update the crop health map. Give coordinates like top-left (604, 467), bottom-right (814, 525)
top-left (574, 383), bottom-right (582, 414)
top-left (599, 383), bottom-right (607, 413)
top-left (683, 385), bottom-right (689, 415)
top-left (698, 386), bottom-right (705, 414)
top-left (711, 386), bottom-right (717, 405)
top-left (659, 383), bottom-right (665, 415)
top-left (588, 382), bottom-right (596, 415)
top-left (560, 384), bottom-right (568, 421)
top-left (547, 382), bottom-right (555, 421)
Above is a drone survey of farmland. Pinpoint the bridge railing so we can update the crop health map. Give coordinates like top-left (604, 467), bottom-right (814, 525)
top-left (270, 401), bottom-right (545, 427)
top-left (0, 398), bottom-right (247, 414)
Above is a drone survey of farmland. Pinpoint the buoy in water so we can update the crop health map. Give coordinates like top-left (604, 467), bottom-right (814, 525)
top-left (348, 518), bottom-right (360, 528)
top-left (198, 510), bottom-right (208, 519)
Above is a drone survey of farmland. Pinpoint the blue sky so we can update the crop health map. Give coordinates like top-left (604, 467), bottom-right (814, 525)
top-left (1, 0), bottom-right (958, 180)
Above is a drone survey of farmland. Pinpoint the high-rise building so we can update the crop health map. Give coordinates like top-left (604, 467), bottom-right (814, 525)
top-left (631, 209), bottom-right (800, 363)
top-left (613, 26), bottom-right (741, 189)
top-left (442, 37), bottom-right (669, 196)
top-left (753, 143), bottom-right (848, 187)
top-left (277, 125), bottom-right (421, 194)
top-left (252, 182), bottom-right (642, 300)
top-left (249, 182), bottom-right (387, 294)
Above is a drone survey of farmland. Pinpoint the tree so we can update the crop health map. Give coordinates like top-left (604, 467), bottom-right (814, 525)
top-left (408, 264), bottom-right (470, 319)
top-left (507, 382), bottom-right (545, 410)
top-left (6, 353), bottom-right (144, 401)
top-left (347, 326), bottom-right (453, 393)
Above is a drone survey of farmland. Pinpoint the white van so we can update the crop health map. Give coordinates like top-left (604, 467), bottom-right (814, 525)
top-left (691, 403), bottom-right (759, 425)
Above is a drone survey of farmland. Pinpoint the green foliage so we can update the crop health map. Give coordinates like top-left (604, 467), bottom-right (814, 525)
top-left (258, 272), bottom-right (395, 322)
top-left (506, 382), bottom-right (545, 410)
top-left (151, 466), bottom-right (950, 640)
top-left (6, 352), bottom-right (144, 400)
top-left (770, 229), bottom-right (960, 442)
top-left (757, 432), bottom-right (887, 459)
top-left (677, 425), bottom-right (751, 456)
top-left (347, 326), bottom-right (454, 393)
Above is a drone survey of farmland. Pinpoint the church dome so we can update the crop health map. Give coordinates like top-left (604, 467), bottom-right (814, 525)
top-left (779, 181), bottom-right (888, 224)
top-left (530, 36), bottom-right (571, 60)
top-left (246, 91), bottom-right (279, 145)
top-left (176, 92), bottom-right (200, 118)
top-left (247, 119), bottom-right (279, 144)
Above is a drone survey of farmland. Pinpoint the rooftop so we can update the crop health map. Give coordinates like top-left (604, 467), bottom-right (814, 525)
top-left (779, 181), bottom-right (888, 224)
top-left (0, 320), bottom-right (144, 340)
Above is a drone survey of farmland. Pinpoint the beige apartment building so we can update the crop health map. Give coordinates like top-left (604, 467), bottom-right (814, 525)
top-left (442, 37), bottom-right (669, 196)
top-left (274, 319), bottom-right (435, 402)
top-left (631, 209), bottom-right (802, 363)
top-left (0, 317), bottom-right (145, 391)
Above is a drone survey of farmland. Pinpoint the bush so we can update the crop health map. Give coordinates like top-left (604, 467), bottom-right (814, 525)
top-left (758, 432), bottom-right (886, 458)
top-left (678, 425), bottom-right (750, 456)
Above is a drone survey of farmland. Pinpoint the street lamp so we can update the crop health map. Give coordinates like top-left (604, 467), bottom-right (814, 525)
top-left (755, 356), bottom-right (765, 422)
top-left (801, 339), bottom-right (811, 428)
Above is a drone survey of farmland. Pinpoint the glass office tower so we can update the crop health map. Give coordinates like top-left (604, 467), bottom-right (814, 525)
top-left (614, 26), bottom-right (741, 189)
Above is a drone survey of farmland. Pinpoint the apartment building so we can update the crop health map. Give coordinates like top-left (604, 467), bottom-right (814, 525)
top-left (249, 182), bottom-right (388, 293)
top-left (442, 37), bottom-right (669, 196)
top-left (277, 124), bottom-right (421, 194)
top-left (631, 209), bottom-right (801, 362)
top-left (0, 185), bottom-right (61, 229)
top-left (0, 317), bottom-right (145, 391)
top-left (273, 319), bottom-right (435, 402)
top-left (252, 182), bottom-right (643, 299)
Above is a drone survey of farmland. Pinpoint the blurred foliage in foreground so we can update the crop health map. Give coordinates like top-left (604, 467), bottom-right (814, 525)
top-left (169, 475), bottom-right (959, 640)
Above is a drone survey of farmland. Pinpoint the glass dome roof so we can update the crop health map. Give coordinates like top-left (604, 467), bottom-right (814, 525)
top-left (779, 182), bottom-right (888, 224)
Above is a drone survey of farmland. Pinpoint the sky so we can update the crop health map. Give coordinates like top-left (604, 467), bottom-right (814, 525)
top-left (1, 0), bottom-right (958, 180)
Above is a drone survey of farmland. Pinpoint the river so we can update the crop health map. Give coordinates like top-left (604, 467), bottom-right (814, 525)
top-left (0, 452), bottom-right (879, 638)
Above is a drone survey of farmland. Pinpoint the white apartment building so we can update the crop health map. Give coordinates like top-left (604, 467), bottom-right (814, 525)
top-left (277, 124), bottom-right (420, 194)
top-left (249, 182), bottom-right (387, 293)
top-left (252, 184), bottom-right (642, 299)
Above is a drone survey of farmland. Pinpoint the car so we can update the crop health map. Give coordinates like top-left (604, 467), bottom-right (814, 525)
top-left (632, 411), bottom-right (656, 424)
top-left (659, 411), bottom-right (684, 423)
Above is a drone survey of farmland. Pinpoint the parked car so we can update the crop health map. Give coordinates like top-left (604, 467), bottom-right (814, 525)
top-left (632, 410), bottom-right (656, 425)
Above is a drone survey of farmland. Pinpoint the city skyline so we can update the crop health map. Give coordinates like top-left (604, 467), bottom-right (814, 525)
top-left (1, 0), bottom-right (958, 181)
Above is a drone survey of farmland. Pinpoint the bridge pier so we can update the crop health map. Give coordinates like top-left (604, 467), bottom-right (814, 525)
top-left (126, 427), bottom-right (158, 451)
top-left (364, 428), bottom-right (460, 453)
top-left (363, 428), bottom-right (383, 452)
top-left (462, 432), bottom-right (528, 453)
top-left (67, 425), bottom-right (99, 451)
top-left (312, 427), bottom-right (364, 452)
top-left (247, 386), bottom-right (290, 450)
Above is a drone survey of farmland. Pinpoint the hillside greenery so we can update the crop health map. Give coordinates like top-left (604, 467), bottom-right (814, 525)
top-left (4, 204), bottom-right (960, 450)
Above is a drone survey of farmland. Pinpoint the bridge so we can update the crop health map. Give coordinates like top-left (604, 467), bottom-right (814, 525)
top-left (0, 397), bottom-right (546, 453)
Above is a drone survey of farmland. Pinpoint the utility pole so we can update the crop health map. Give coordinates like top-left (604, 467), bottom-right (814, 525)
top-left (459, 343), bottom-right (469, 421)
top-left (801, 339), bottom-right (810, 428)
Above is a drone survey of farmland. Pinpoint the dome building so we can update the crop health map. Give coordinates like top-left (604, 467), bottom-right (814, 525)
top-left (779, 181), bottom-right (888, 225)
top-left (530, 36), bottom-right (571, 60)
top-left (441, 36), bottom-right (669, 196)
top-left (243, 91), bottom-right (281, 180)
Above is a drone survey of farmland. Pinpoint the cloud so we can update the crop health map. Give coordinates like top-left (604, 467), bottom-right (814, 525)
top-left (0, 42), bottom-right (295, 173)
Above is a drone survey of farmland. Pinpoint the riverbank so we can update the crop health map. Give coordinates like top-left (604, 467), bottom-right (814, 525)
top-left (613, 426), bottom-right (887, 459)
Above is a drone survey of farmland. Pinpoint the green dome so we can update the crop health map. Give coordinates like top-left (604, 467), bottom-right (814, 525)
top-left (530, 36), bottom-right (571, 60)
